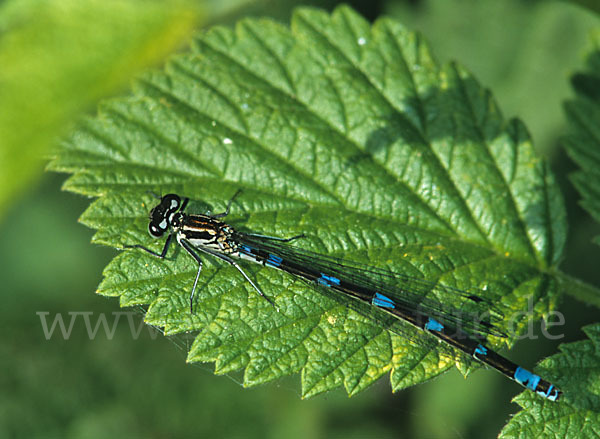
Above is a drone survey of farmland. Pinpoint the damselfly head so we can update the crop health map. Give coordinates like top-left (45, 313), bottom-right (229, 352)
top-left (147, 194), bottom-right (181, 238)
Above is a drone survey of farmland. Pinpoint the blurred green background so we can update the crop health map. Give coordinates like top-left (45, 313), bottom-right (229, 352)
top-left (1, 1), bottom-right (599, 438)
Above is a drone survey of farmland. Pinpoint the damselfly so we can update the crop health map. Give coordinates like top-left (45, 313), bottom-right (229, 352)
top-left (125, 192), bottom-right (562, 401)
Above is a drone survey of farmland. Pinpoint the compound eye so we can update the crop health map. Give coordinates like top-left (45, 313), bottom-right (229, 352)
top-left (161, 194), bottom-right (181, 212)
top-left (148, 222), bottom-right (165, 238)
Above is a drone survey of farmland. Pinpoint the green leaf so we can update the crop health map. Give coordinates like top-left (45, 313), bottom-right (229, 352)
top-left (51, 6), bottom-right (566, 398)
top-left (564, 33), bottom-right (600, 243)
top-left (499, 324), bottom-right (600, 438)
top-left (0, 0), bottom-right (200, 216)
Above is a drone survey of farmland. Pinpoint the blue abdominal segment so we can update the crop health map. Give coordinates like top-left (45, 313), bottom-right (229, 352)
top-left (318, 274), bottom-right (341, 287)
top-left (475, 344), bottom-right (488, 356)
top-left (372, 293), bottom-right (396, 309)
top-left (514, 367), bottom-right (541, 391)
top-left (266, 253), bottom-right (283, 268)
top-left (425, 317), bottom-right (444, 332)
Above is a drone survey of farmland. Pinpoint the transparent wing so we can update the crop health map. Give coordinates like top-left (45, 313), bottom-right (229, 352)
top-left (237, 233), bottom-right (507, 341)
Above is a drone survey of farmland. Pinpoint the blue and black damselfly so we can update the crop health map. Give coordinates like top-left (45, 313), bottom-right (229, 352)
top-left (125, 192), bottom-right (562, 401)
